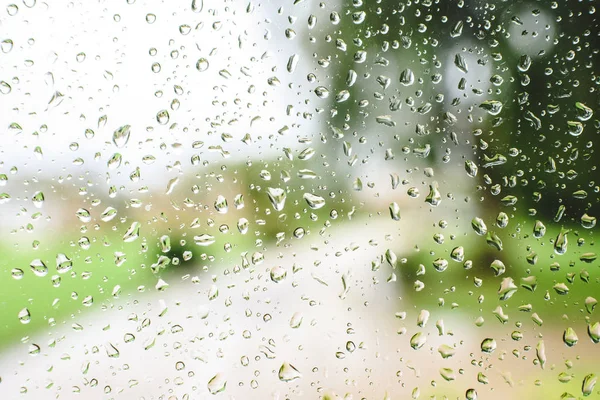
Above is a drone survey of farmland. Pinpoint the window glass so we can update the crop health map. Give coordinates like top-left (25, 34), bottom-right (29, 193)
top-left (0, 0), bottom-right (598, 399)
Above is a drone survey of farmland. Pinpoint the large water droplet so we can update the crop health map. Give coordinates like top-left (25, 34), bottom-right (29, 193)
top-left (123, 221), bottom-right (141, 242)
top-left (410, 332), bottom-right (426, 349)
top-left (156, 110), bottom-right (170, 125)
top-left (196, 58), bottom-right (209, 72)
top-left (56, 253), bottom-right (73, 273)
top-left (207, 373), bottom-right (226, 394)
top-left (191, 0), bottom-right (203, 12)
top-left (303, 193), bottom-right (325, 210)
top-left (278, 362), bottom-right (301, 382)
top-left (267, 187), bottom-right (286, 211)
top-left (30, 259), bottom-right (48, 277)
top-left (194, 234), bottom-right (216, 246)
top-left (479, 100), bottom-right (503, 115)
top-left (112, 125), bottom-right (131, 148)
top-left (471, 217), bottom-right (487, 236)
top-left (31, 191), bottom-right (45, 208)
top-left (18, 308), bottom-right (31, 324)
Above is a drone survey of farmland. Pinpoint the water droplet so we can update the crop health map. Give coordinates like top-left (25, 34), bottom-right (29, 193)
top-left (75, 208), bottom-right (91, 223)
top-left (112, 125), bottom-right (131, 148)
top-left (581, 214), bottom-right (596, 229)
top-left (196, 58), bottom-right (209, 72)
top-left (191, 0), bottom-right (203, 12)
top-left (410, 332), bottom-right (426, 349)
top-left (278, 362), bottom-right (301, 382)
top-left (18, 308), bottom-right (31, 324)
top-left (465, 160), bottom-right (478, 177)
top-left (11, 268), bottom-right (24, 280)
top-left (465, 388), bottom-right (477, 400)
top-left (6, 4), bottom-right (18, 16)
top-left (100, 207), bottom-right (117, 222)
top-left (425, 182), bottom-right (442, 207)
top-left (588, 322), bottom-right (600, 343)
top-left (56, 253), bottom-right (73, 273)
top-left (314, 86), bottom-right (329, 98)
top-left (303, 193), bottom-right (325, 210)
top-left (450, 246), bottom-right (464, 262)
top-left (156, 110), bottom-right (170, 125)
top-left (237, 218), bottom-right (249, 234)
top-left (553, 282), bottom-right (569, 295)
top-left (585, 297), bottom-right (597, 314)
top-left (107, 153), bottom-right (122, 169)
top-left (290, 312), bottom-right (303, 328)
top-left (471, 217), bottom-right (487, 235)
top-left (563, 327), bottom-right (578, 347)
top-left (105, 342), bottom-right (120, 358)
top-left (486, 231), bottom-right (503, 251)
top-left (123, 221), bottom-right (141, 242)
top-left (376, 115), bottom-right (396, 127)
top-left (438, 344), bottom-right (455, 359)
top-left (536, 340), bottom-right (546, 369)
top-left (267, 187), bottom-right (286, 211)
top-left (479, 100), bottom-right (503, 115)
top-left (440, 367), bottom-right (456, 382)
top-left (490, 259), bottom-right (506, 277)
top-left (298, 147), bottom-right (315, 160)
top-left (554, 228), bottom-right (569, 255)
top-left (287, 54), bottom-right (299, 73)
top-left (159, 235), bottom-right (171, 253)
top-left (582, 374), bottom-right (597, 396)
top-left (213, 195), bottom-right (228, 213)
top-left (454, 53), bottom-right (468, 73)
top-left (433, 258), bottom-right (449, 272)
top-left (389, 202), bottom-right (401, 221)
top-left (1, 39), bottom-right (14, 53)
top-left (30, 259), bottom-right (48, 277)
top-left (0, 81), bottom-right (11, 94)
top-left (399, 68), bottom-right (414, 86)
top-left (207, 373), bottom-right (226, 394)
top-left (194, 234), bottom-right (215, 246)
top-left (575, 102), bottom-right (593, 121)
top-left (31, 191), bottom-right (44, 208)
top-left (533, 220), bottom-right (546, 238)
top-left (450, 20), bottom-right (463, 37)
top-left (270, 266), bottom-right (287, 282)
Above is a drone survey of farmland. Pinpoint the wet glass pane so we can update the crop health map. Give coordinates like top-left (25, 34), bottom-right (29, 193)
top-left (0, 0), bottom-right (598, 398)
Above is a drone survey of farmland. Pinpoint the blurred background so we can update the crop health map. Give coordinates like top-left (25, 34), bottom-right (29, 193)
top-left (0, 0), bottom-right (598, 398)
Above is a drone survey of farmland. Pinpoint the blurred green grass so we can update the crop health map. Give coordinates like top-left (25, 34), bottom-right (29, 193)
top-left (0, 237), bottom-right (154, 349)
top-left (402, 219), bottom-right (599, 326)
